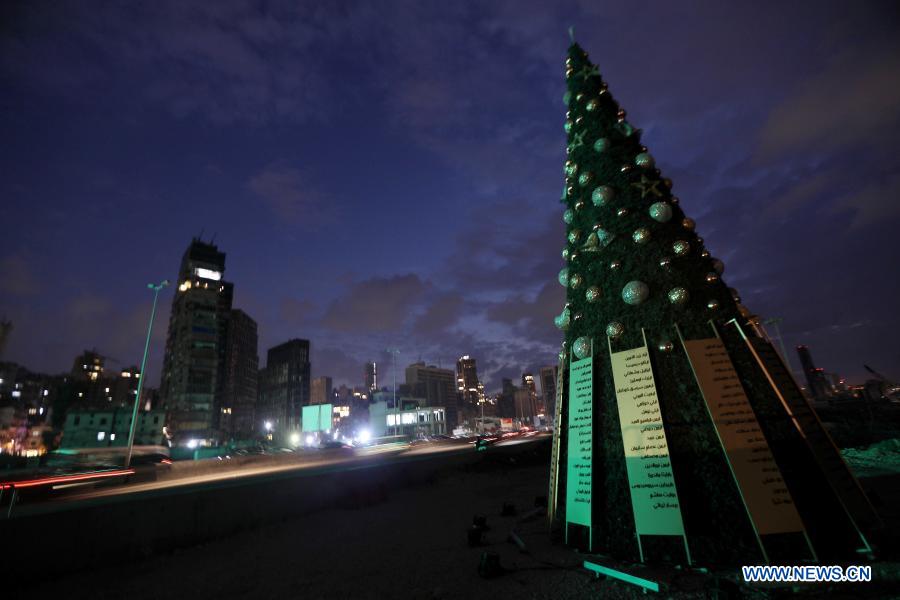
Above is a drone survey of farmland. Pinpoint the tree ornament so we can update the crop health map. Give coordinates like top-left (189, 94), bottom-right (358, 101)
top-left (631, 175), bottom-right (663, 198)
top-left (620, 164), bottom-right (633, 174)
top-left (711, 258), bottom-right (725, 275)
top-left (729, 287), bottom-right (741, 303)
top-left (648, 202), bottom-right (673, 223)
top-left (576, 64), bottom-right (599, 80)
top-left (682, 217), bottom-right (696, 231)
top-left (707, 299), bottom-right (720, 311)
top-left (563, 209), bottom-right (574, 224)
top-left (558, 267), bottom-right (569, 287)
top-left (617, 109), bottom-right (626, 120)
top-left (696, 237), bottom-right (704, 245)
top-left (635, 152), bottom-right (655, 168)
top-left (569, 273), bottom-right (583, 289)
top-left (573, 311), bottom-right (584, 322)
top-left (566, 185), bottom-right (575, 198)
top-left (568, 130), bottom-right (586, 152)
top-left (563, 91), bottom-right (571, 105)
top-left (575, 117), bottom-right (584, 129)
top-left (565, 67), bottom-right (574, 79)
top-left (578, 171), bottom-right (593, 187)
top-left (585, 286), bottom-right (601, 303)
top-left (573, 337), bottom-right (592, 360)
top-left (565, 161), bottom-right (578, 178)
top-left (568, 229), bottom-right (581, 244)
top-left (659, 256), bottom-right (672, 269)
top-left (594, 138), bottom-right (610, 153)
top-left (663, 178), bottom-right (673, 189)
top-left (617, 207), bottom-right (629, 218)
top-left (632, 228), bottom-right (651, 245)
top-left (586, 98), bottom-right (599, 112)
top-left (606, 321), bottom-right (625, 339)
top-left (672, 240), bottom-right (691, 256)
top-left (705, 272), bottom-right (718, 284)
top-left (671, 196), bottom-right (680, 205)
top-left (554, 308), bottom-right (571, 330)
top-left (558, 348), bottom-right (566, 361)
top-left (570, 251), bottom-right (579, 262)
top-left (581, 232), bottom-right (600, 252)
top-left (668, 287), bottom-right (689, 306)
top-left (591, 185), bottom-right (614, 206)
top-left (658, 340), bottom-right (674, 353)
top-left (609, 260), bottom-right (621, 270)
top-left (575, 92), bottom-right (584, 103)
top-left (564, 120), bottom-right (573, 133)
top-left (622, 280), bottom-right (649, 305)
top-left (561, 248), bottom-right (570, 261)
top-left (700, 249), bottom-right (710, 258)
top-left (574, 200), bottom-right (585, 211)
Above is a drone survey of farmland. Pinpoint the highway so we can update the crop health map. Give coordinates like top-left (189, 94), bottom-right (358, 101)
top-left (3, 432), bottom-right (550, 517)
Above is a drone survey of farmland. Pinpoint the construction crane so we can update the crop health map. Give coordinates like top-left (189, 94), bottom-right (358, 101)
top-left (864, 365), bottom-right (900, 402)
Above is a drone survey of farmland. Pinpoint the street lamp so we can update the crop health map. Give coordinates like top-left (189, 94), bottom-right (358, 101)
top-left (125, 279), bottom-right (169, 468)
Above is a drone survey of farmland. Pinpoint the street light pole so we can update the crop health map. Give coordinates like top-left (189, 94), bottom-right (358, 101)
top-left (125, 280), bottom-right (169, 468)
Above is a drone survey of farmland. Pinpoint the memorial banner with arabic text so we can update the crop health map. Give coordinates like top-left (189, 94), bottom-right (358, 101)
top-left (565, 353), bottom-right (593, 529)
top-left (611, 343), bottom-right (686, 537)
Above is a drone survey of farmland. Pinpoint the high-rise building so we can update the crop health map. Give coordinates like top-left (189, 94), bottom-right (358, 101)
top-left (261, 339), bottom-right (311, 433)
top-left (221, 309), bottom-right (259, 440)
top-left (497, 378), bottom-right (517, 419)
top-left (71, 350), bottom-right (104, 382)
top-left (110, 366), bottom-right (141, 409)
top-left (364, 362), bottom-right (377, 392)
top-left (405, 362), bottom-right (458, 429)
top-left (159, 239), bottom-right (234, 445)
top-left (311, 376), bottom-right (333, 405)
top-left (539, 365), bottom-right (558, 418)
top-left (514, 388), bottom-right (537, 422)
top-left (796, 345), bottom-right (831, 401)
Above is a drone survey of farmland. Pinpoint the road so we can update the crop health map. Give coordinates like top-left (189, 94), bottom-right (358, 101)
top-left (4, 432), bottom-right (550, 517)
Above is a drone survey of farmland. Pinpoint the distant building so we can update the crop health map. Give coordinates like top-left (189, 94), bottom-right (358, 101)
top-left (311, 376), bottom-right (333, 405)
top-left (60, 408), bottom-right (167, 448)
top-left (110, 366), bottom-right (141, 409)
top-left (514, 388), bottom-right (538, 422)
top-left (71, 350), bottom-right (104, 383)
top-left (364, 362), bottom-right (377, 392)
top-left (369, 400), bottom-right (446, 438)
top-left (539, 365), bottom-right (558, 418)
top-left (405, 362), bottom-right (458, 429)
top-left (456, 355), bottom-right (482, 423)
top-left (497, 378), bottom-right (516, 419)
top-left (261, 339), bottom-right (311, 434)
top-left (221, 309), bottom-right (259, 440)
top-left (796, 345), bottom-right (831, 401)
top-left (160, 239), bottom-right (234, 445)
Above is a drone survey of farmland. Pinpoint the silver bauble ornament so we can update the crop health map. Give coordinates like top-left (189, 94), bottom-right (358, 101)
top-left (707, 299), bottom-right (720, 311)
top-left (558, 267), bottom-right (569, 287)
top-left (635, 152), bottom-right (655, 168)
top-left (617, 207), bottom-right (629, 218)
top-left (574, 200), bottom-right (585, 211)
top-left (711, 259), bottom-right (725, 275)
top-left (563, 209), bottom-right (574, 224)
top-left (565, 67), bottom-right (574, 79)
top-left (586, 98), bottom-right (598, 112)
top-left (682, 217), bottom-right (695, 231)
top-left (633, 228), bottom-right (651, 245)
top-left (659, 256), bottom-right (672, 269)
top-left (594, 138), bottom-right (610, 153)
top-left (648, 202), bottom-right (673, 223)
top-left (566, 185), bottom-right (575, 197)
top-left (729, 287), bottom-right (741, 303)
top-left (568, 229), bottom-right (581, 244)
top-left (591, 186), bottom-right (614, 206)
top-left (620, 164), bottom-right (633, 174)
top-left (569, 273), bottom-right (583, 289)
top-left (585, 286), bottom-right (601, 303)
top-left (573, 311), bottom-right (583, 322)
top-left (578, 171), bottom-right (593, 187)
top-left (569, 251), bottom-right (579, 262)
top-left (700, 250), bottom-right (710, 258)
top-left (609, 260), bottom-right (621, 270)
top-left (617, 109), bottom-right (626, 119)
top-left (673, 240), bottom-right (690, 256)
top-left (668, 287), bottom-right (689, 306)
top-left (575, 116), bottom-right (584, 127)
top-left (671, 196), bottom-right (680, 205)
top-left (658, 340), bottom-right (674, 353)
top-left (573, 336), bottom-right (592, 360)
top-left (575, 92), bottom-right (584, 103)
top-left (705, 272), bottom-right (718, 284)
top-left (606, 321), bottom-right (625, 339)
top-left (622, 280), bottom-right (649, 305)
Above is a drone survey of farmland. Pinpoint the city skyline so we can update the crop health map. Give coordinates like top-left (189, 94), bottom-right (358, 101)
top-left (2, 1), bottom-right (899, 389)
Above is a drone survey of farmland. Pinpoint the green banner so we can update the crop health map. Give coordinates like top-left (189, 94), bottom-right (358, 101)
top-left (566, 350), bottom-right (593, 529)
top-left (610, 340), bottom-right (686, 538)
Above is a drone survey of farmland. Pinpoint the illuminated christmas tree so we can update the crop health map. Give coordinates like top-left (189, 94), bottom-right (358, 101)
top-left (547, 40), bottom-right (880, 565)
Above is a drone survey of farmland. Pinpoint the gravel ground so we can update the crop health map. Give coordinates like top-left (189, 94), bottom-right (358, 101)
top-left (27, 452), bottom-right (900, 600)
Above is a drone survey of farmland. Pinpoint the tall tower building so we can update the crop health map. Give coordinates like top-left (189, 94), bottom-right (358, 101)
top-left (364, 362), bottom-right (377, 392)
top-left (160, 239), bottom-right (233, 445)
top-left (539, 365), bottom-right (558, 417)
top-left (221, 309), bottom-right (259, 439)
top-left (262, 339), bottom-right (311, 433)
top-left (311, 376), bottom-right (333, 405)
top-left (456, 355), bottom-right (481, 422)
top-left (405, 362), bottom-right (458, 429)
top-left (796, 345), bottom-right (831, 401)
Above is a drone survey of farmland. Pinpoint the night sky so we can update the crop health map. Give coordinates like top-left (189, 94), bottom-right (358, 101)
top-left (2, 1), bottom-right (899, 390)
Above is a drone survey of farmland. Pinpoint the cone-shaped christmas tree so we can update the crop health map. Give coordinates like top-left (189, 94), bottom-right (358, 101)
top-left (548, 41), bottom-right (881, 565)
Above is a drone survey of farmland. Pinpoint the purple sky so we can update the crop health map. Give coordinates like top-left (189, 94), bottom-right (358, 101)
top-left (2, 1), bottom-right (899, 391)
